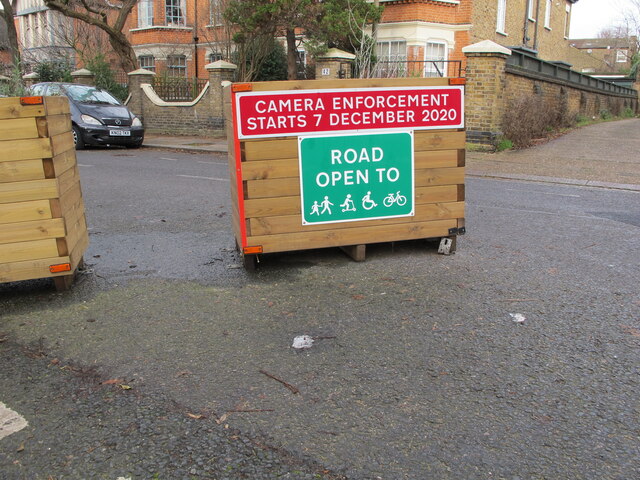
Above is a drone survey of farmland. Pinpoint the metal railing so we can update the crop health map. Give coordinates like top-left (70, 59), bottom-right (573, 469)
top-left (506, 49), bottom-right (637, 97)
top-left (365, 60), bottom-right (463, 79)
top-left (151, 76), bottom-right (208, 102)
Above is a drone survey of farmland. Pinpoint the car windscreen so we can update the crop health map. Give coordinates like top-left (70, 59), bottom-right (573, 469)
top-left (64, 85), bottom-right (121, 105)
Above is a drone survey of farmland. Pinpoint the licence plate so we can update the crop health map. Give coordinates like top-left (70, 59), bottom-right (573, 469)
top-left (109, 129), bottom-right (131, 137)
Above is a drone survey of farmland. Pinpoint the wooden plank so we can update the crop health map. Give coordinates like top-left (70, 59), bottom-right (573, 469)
top-left (0, 179), bottom-right (58, 204)
top-left (44, 96), bottom-right (70, 116)
top-left (0, 98), bottom-right (45, 120)
top-left (248, 219), bottom-right (457, 254)
top-left (0, 238), bottom-right (60, 264)
top-left (414, 150), bottom-right (459, 169)
top-left (248, 201), bottom-right (464, 236)
top-left (45, 114), bottom-right (72, 137)
top-left (69, 227), bottom-right (89, 268)
top-left (247, 77), bottom-right (451, 92)
top-left (0, 218), bottom-right (66, 245)
top-left (0, 200), bottom-right (52, 225)
top-left (242, 158), bottom-right (299, 180)
top-left (340, 245), bottom-right (366, 262)
top-left (65, 209), bottom-right (87, 255)
top-left (415, 167), bottom-right (465, 186)
top-left (0, 159), bottom-right (45, 183)
top-left (244, 138), bottom-right (297, 161)
top-left (51, 148), bottom-right (77, 177)
top-left (414, 131), bottom-right (466, 151)
top-left (245, 167), bottom-right (463, 199)
top-left (0, 255), bottom-right (71, 283)
top-left (0, 117), bottom-right (39, 141)
top-left (56, 165), bottom-right (79, 196)
top-left (244, 185), bottom-right (460, 219)
top-left (51, 131), bottom-right (75, 157)
top-left (0, 138), bottom-right (52, 162)
top-left (59, 181), bottom-right (83, 215)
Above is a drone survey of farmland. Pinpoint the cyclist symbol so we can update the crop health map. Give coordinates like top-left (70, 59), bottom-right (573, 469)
top-left (383, 191), bottom-right (407, 207)
top-left (362, 191), bottom-right (377, 210)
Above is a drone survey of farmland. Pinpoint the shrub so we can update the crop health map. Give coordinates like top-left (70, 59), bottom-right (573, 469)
top-left (0, 62), bottom-right (28, 97)
top-left (85, 54), bottom-right (128, 102)
top-left (495, 137), bottom-right (513, 151)
top-left (35, 61), bottom-right (72, 82)
top-left (622, 107), bottom-right (635, 118)
top-left (599, 109), bottom-right (612, 120)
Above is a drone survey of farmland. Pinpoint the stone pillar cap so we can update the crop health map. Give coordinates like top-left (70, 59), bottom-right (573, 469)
top-left (205, 60), bottom-right (238, 71)
top-left (462, 40), bottom-right (512, 55)
top-left (128, 68), bottom-right (157, 76)
top-left (71, 68), bottom-right (93, 76)
top-left (317, 48), bottom-right (356, 60)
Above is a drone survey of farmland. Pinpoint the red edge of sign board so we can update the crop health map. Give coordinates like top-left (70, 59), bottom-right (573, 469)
top-left (231, 89), bottom-right (248, 249)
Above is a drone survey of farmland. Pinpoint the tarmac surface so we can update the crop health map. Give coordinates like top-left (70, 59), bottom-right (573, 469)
top-left (1, 118), bottom-right (639, 479)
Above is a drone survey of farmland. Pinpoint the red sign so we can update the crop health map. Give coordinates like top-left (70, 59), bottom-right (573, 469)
top-left (234, 86), bottom-right (464, 139)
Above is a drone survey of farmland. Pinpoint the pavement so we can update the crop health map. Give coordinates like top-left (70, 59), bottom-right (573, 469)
top-left (144, 118), bottom-right (640, 191)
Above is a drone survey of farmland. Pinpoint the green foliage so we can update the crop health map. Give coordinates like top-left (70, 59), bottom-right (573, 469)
top-left (35, 61), bottom-right (72, 82)
top-left (0, 61), bottom-right (28, 97)
top-left (85, 54), bottom-right (128, 102)
top-left (254, 40), bottom-right (288, 81)
top-left (495, 137), bottom-right (513, 151)
top-left (599, 109), bottom-right (612, 120)
top-left (622, 107), bottom-right (635, 118)
top-left (575, 114), bottom-right (589, 126)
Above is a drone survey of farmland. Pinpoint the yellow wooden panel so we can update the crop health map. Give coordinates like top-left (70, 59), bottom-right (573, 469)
top-left (44, 96), bottom-right (71, 116)
top-left (246, 177), bottom-right (299, 199)
top-left (247, 77), bottom-right (451, 92)
top-left (414, 131), bottom-right (466, 151)
top-left (242, 158), bottom-right (299, 180)
top-left (0, 98), bottom-right (45, 120)
top-left (415, 167), bottom-right (465, 186)
top-left (57, 165), bottom-right (79, 196)
top-left (0, 255), bottom-right (71, 283)
top-left (0, 159), bottom-right (45, 183)
top-left (52, 148), bottom-right (77, 177)
top-left (65, 210), bottom-right (88, 255)
top-left (45, 114), bottom-right (72, 137)
top-left (69, 227), bottom-right (89, 268)
top-left (243, 185), bottom-right (460, 219)
top-left (414, 150), bottom-right (461, 169)
top-left (0, 218), bottom-right (66, 245)
top-left (59, 181), bottom-right (83, 217)
top-left (248, 219), bottom-right (457, 254)
top-left (249, 201), bottom-right (465, 236)
top-left (0, 138), bottom-right (52, 162)
top-left (0, 238), bottom-right (59, 264)
top-left (0, 117), bottom-right (39, 141)
top-left (0, 200), bottom-right (52, 225)
top-left (0, 179), bottom-right (58, 204)
top-left (51, 131), bottom-right (75, 156)
top-left (244, 138), bottom-right (298, 161)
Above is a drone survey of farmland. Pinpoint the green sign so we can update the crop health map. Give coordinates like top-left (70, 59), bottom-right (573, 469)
top-left (298, 131), bottom-right (414, 225)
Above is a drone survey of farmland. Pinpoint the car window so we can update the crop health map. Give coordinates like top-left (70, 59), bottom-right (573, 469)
top-left (46, 84), bottom-right (63, 96)
top-left (63, 85), bottom-right (121, 105)
top-left (31, 84), bottom-right (46, 95)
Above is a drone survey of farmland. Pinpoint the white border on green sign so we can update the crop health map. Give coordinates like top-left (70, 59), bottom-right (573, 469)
top-left (298, 129), bottom-right (415, 226)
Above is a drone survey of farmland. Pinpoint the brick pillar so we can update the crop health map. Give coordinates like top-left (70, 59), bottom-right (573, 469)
top-left (205, 60), bottom-right (237, 121)
top-left (71, 68), bottom-right (95, 86)
top-left (315, 48), bottom-right (356, 80)
top-left (22, 72), bottom-right (39, 87)
top-left (463, 40), bottom-right (512, 144)
top-left (127, 69), bottom-right (156, 122)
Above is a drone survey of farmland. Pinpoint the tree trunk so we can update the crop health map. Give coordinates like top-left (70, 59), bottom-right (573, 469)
top-left (109, 31), bottom-right (138, 72)
top-left (286, 28), bottom-right (297, 80)
top-left (0, 0), bottom-right (21, 67)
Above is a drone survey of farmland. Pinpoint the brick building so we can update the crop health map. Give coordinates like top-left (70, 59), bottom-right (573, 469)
top-left (375, 0), bottom-right (581, 74)
top-left (567, 36), bottom-right (638, 74)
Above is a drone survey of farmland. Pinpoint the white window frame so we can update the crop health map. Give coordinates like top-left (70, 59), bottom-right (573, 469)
top-left (425, 41), bottom-right (448, 78)
top-left (564, 4), bottom-right (571, 39)
top-left (527, 0), bottom-right (535, 21)
top-left (497, 0), bottom-right (507, 35)
top-left (616, 50), bottom-right (628, 63)
top-left (139, 55), bottom-right (156, 72)
top-left (544, 0), bottom-right (551, 29)
top-left (209, 0), bottom-right (224, 26)
top-left (167, 54), bottom-right (187, 77)
top-left (138, 0), bottom-right (154, 28)
top-left (165, 0), bottom-right (186, 27)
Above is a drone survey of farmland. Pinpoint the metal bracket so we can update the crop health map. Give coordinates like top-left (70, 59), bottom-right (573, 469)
top-left (448, 227), bottom-right (466, 236)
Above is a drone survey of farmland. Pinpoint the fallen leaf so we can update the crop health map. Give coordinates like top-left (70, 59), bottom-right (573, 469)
top-left (119, 384), bottom-right (132, 390)
top-left (352, 294), bottom-right (365, 300)
top-left (16, 443), bottom-right (24, 452)
top-left (101, 379), bottom-right (123, 385)
top-left (216, 413), bottom-right (229, 424)
top-left (187, 413), bottom-right (205, 420)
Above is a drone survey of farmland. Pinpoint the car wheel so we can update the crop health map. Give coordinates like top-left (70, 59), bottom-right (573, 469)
top-left (72, 126), bottom-right (85, 150)
top-left (126, 140), bottom-right (143, 149)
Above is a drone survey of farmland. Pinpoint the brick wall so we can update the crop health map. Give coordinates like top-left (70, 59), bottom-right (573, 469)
top-left (126, 62), bottom-right (235, 136)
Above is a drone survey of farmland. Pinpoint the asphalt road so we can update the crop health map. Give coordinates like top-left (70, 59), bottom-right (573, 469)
top-left (1, 146), bottom-right (639, 479)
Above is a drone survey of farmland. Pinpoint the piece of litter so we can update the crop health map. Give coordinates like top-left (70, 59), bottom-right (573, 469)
top-left (292, 335), bottom-right (314, 349)
top-left (510, 313), bottom-right (526, 323)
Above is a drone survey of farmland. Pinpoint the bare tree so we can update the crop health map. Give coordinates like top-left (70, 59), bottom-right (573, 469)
top-left (43, 0), bottom-right (137, 71)
top-left (0, 0), bottom-right (20, 68)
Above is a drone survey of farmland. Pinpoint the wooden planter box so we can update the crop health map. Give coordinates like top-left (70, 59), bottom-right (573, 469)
top-left (0, 96), bottom-right (89, 290)
top-left (226, 78), bottom-right (465, 268)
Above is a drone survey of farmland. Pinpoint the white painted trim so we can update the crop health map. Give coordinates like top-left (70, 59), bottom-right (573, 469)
top-left (141, 82), bottom-right (210, 107)
top-left (130, 26), bottom-right (193, 32)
